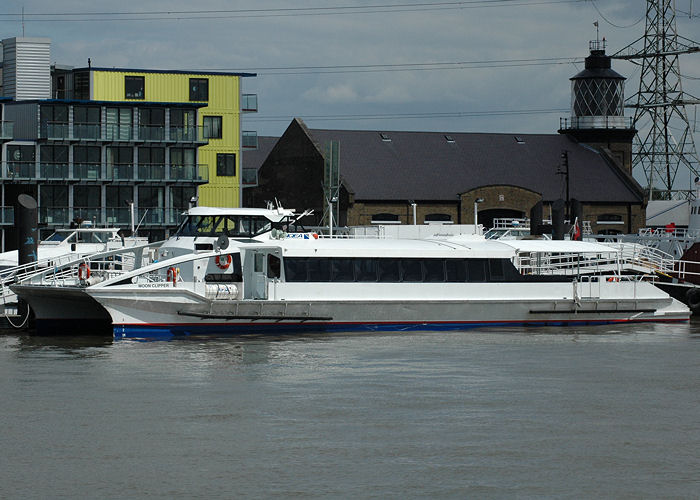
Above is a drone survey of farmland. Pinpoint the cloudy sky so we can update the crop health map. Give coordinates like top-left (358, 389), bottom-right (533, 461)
top-left (1, 1), bottom-right (698, 154)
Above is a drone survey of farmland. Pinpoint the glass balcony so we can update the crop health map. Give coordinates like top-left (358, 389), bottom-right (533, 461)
top-left (169, 125), bottom-right (207, 143)
top-left (42, 122), bottom-right (70, 140)
top-left (72, 207), bottom-right (102, 224)
top-left (138, 163), bottom-right (166, 181)
top-left (107, 163), bottom-right (135, 181)
top-left (39, 207), bottom-right (70, 225)
top-left (168, 164), bottom-right (209, 183)
top-left (105, 207), bottom-right (131, 226)
top-left (0, 206), bottom-right (15, 225)
top-left (242, 130), bottom-right (258, 149)
top-left (138, 125), bottom-right (165, 142)
top-left (74, 163), bottom-right (102, 180)
top-left (0, 121), bottom-right (14, 141)
top-left (40, 163), bottom-right (70, 180)
top-left (104, 124), bottom-right (135, 141)
top-left (241, 94), bottom-right (258, 113)
top-left (6, 161), bottom-right (36, 180)
top-left (137, 207), bottom-right (166, 225)
top-left (73, 123), bottom-right (101, 141)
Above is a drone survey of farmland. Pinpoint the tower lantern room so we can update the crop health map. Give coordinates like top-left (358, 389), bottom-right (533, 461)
top-left (559, 38), bottom-right (636, 175)
top-left (570, 39), bottom-right (626, 128)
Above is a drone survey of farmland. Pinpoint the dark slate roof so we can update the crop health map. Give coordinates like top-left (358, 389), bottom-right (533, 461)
top-left (304, 126), bottom-right (642, 203)
top-left (242, 136), bottom-right (279, 171)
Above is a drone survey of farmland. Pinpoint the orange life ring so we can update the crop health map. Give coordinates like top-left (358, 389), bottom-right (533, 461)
top-left (78, 262), bottom-right (90, 281)
top-left (216, 254), bottom-right (232, 270)
top-left (166, 267), bottom-right (178, 285)
top-left (607, 277), bottom-right (619, 282)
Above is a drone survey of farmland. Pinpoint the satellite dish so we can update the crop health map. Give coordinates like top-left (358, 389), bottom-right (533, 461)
top-left (216, 234), bottom-right (229, 250)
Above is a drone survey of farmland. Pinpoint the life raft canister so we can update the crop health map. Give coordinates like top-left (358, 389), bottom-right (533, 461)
top-left (216, 254), bottom-right (232, 270)
top-left (78, 262), bottom-right (90, 281)
top-left (166, 266), bottom-right (178, 285)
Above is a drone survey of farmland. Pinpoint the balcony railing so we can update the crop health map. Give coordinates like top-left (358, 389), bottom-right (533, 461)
top-left (559, 116), bottom-right (634, 130)
top-left (105, 124), bottom-right (135, 141)
top-left (2, 161), bottom-right (209, 183)
top-left (0, 121), bottom-right (14, 140)
top-left (72, 207), bottom-right (102, 224)
top-left (38, 206), bottom-right (188, 226)
top-left (74, 163), bottom-right (102, 180)
top-left (169, 125), bottom-right (208, 143)
top-left (39, 122), bottom-right (210, 144)
top-left (138, 163), bottom-right (166, 181)
top-left (39, 207), bottom-right (71, 225)
top-left (0, 206), bottom-right (15, 225)
top-left (168, 164), bottom-right (209, 182)
top-left (40, 163), bottom-right (70, 180)
top-left (73, 123), bottom-right (102, 140)
top-left (107, 163), bottom-right (135, 181)
top-left (139, 124), bottom-right (165, 142)
top-left (241, 94), bottom-right (258, 113)
top-left (5, 161), bottom-right (37, 180)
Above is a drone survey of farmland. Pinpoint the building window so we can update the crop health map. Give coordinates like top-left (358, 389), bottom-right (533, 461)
top-left (189, 78), bottom-right (208, 101)
top-left (40, 145), bottom-right (69, 179)
top-left (597, 214), bottom-right (624, 224)
top-left (106, 108), bottom-right (133, 141)
top-left (203, 116), bottom-right (222, 139)
top-left (425, 213), bottom-right (452, 223)
top-left (139, 108), bottom-right (165, 141)
top-left (39, 185), bottom-right (69, 224)
top-left (138, 147), bottom-right (165, 180)
top-left (125, 76), bottom-right (145, 99)
top-left (40, 104), bottom-right (69, 138)
top-left (216, 153), bottom-right (236, 177)
top-left (371, 213), bottom-right (399, 223)
top-left (73, 106), bottom-right (101, 140)
top-left (74, 146), bottom-right (101, 179)
top-left (7, 145), bottom-right (36, 178)
top-left (74, 71), bottom-right (90, 100)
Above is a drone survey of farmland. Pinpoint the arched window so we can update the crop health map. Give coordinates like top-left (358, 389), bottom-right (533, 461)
top-left (597, 214), bottom-right (623, 224)
top-left (371, 213), bottom-right (399, 223)
top-left (424, 213), bottom-right (452, 223)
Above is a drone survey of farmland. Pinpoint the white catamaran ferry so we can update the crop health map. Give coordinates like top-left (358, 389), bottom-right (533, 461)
top-left (11, 206), bottom-right (690, 338)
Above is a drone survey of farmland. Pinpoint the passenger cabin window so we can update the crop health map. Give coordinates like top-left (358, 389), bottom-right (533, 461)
top-left (174, 214), bottom-right (274, 238)
top-left (283, 257), bottom-right (517, 283)
top-left (267, 255), bottom-right (281, 279)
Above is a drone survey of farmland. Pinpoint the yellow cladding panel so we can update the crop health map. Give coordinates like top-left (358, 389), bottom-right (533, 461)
top-left (91, 70), bottom-right (240, 109)
top-left (199, 184), bottom-right (240, 208)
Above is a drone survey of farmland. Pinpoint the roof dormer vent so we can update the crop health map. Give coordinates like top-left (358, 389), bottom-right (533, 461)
top-left (379, 133), bottom-right (391, 142)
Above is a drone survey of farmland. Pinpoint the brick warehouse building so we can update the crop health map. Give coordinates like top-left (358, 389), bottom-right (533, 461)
top-left (244, 118), bottom-right (644, 234)
top-left (244, 41), bottom-right (643, 234)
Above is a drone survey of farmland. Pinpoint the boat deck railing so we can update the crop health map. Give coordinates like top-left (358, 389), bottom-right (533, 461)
top-left (7, 241), bottom-right (163, 290)
top-left (514, 243), bottom-right (677, 278)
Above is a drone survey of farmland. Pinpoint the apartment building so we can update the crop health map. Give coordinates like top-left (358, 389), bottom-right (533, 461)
top-left (0, 37), bottom-right (257, 247)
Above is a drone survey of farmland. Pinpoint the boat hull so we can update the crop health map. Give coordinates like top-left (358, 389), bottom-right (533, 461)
top-left (11, 284), bottom-right (113, 335)
top-left (85, 283), bottom-right (689, 339)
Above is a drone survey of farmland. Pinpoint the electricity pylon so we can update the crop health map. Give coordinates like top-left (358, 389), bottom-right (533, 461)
top-left (612, 0), bottom-right (700, 200)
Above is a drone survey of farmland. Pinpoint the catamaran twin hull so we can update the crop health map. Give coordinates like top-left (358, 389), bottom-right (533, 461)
top-left (83, 282), bottom-right (688, 339)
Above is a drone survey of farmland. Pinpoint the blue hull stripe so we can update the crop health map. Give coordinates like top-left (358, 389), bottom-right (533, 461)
top-left (113, 318), bottom-right (689, 339)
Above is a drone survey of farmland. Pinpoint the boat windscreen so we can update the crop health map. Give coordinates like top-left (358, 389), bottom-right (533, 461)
top-left (174, 215), bottom-right (273, 238)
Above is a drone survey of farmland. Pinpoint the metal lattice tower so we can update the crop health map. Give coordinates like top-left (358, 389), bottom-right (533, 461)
top-left (612, 0), bottom-right (700, 200)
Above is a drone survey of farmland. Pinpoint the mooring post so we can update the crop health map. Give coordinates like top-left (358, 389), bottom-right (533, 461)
top-left (16, 194), bottom-right (38, 322)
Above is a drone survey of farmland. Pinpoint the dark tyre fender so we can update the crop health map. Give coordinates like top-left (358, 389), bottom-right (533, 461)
top-left (685, 288), bottom-right (700, 313)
